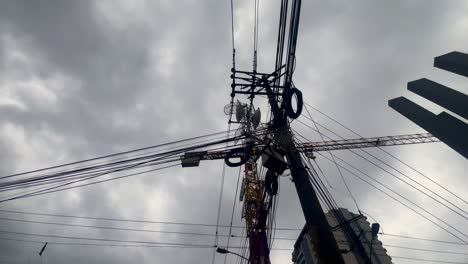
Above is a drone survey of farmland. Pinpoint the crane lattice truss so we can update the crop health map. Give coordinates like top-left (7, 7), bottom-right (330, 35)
top-left (299, 132), bottom-right (438, 153)
top-left (241, 153), bottom-right (271, 264)
top-left (242, 155), bottom-right (263, 234)
top-left (182, 133), bottom-right (439, 163)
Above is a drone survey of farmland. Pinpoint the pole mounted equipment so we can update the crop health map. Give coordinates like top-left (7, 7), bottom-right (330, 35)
top-left (224, 0), bottom-right (347, 262)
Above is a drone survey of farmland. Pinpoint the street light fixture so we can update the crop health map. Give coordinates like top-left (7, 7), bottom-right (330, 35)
top-left (216, 247), bottom-right (251, 263)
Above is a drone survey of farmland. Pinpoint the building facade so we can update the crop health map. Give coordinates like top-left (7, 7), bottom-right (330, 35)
top-left (292, 208), bottom-right (392, 264)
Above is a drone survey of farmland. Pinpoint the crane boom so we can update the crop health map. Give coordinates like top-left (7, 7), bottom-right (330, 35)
top-left (181, 133), bottom-right (439, 164)
top-left (298, 132), bottom-right (438, 153)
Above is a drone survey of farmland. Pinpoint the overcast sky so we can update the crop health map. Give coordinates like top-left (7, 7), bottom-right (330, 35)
top-left (0, 0), bottom-right (467, 263)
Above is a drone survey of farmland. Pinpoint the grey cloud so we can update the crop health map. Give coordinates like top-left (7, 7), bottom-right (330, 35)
top-left (1, 0), bottom-right (467, 263)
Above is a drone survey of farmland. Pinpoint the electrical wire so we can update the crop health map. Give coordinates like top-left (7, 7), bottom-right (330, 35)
top-left (303, 104), bottom-right (361, 213)
top-left (2, 131), bottom-right (253, 189)
top-left (0, 236), bottom-right (292, 251)
top-left (382, 244), bottom-right (468, 256)
top-left (4, 232), bottom-right (466, 263)
top-left (0, 236), bottom-right (213, 249)
top-left (212, 128), bottom-right (232, 264)
top-left (9, 210), bottom-right (465, 246)
top-left (295, 118), bottom-right (468, 238)
top-left (390, 256), bottom-right (468, 264)
top-left (0, 208), bottom-right (300, 230)
top-left (224, 166), bottom-right (243, 264)
top-left (309, 117), bottom-right (468, 222)
top-left (297, 117), bottom-right (468, 224)
top-left (0, 130), bottom-right (232, 181)
top-left (293, 131), bottom-right (468, 244)
top-left (7, 197), bottom-right (466, 246)
top-left (0, 215), bottom-right (301, 243)
top-left (0, 131), bottom-right (265, 203)
top-left (318, 151), bottom-right (468, 244)
top-left (304, 102), bottom-right (468, 208)
top-left (0, 216), bottom-right (234, 238)
top-left (0, 229), bottom-right (218, 247)
top-left (379, 233), bottom-right (467, 245)
top-left (299, 149), bottom-right (370, 260)
top-left (236, 225), bottom-right (247, 264)
top-left (0, 134), bottom-right (245, 193)
top-left (0, 162), bottom-right (179, 203)
top-left (0, 129), bottom-right (267, 192)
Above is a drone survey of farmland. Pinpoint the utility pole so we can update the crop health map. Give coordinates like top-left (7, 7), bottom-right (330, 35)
top-left (282, 129), bottom-right (346, 263)
top-left (223, 0), bottom-right (347, 262)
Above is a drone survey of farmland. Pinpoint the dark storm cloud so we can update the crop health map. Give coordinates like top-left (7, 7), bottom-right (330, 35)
top-left (1, 0), bottom-right (467, 263)
top-left (0, 0), bottom-right (236, 263)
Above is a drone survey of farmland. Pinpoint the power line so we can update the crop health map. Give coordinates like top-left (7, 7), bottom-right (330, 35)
top-left (0, 214), bottom-right (302, 243)
top-left (0, 133), bottom-right (251, 193)
top-left (303, 104), bottom-right (361, 213)
top-left (0, 163), bottom-right (180, 203)
top-left (6, 206), bottom-right (468, 247)
top-left (0, 235), bottom-right (292, 251)
top-left (4, 234), bottom-right (468, 258)
top-left (384, 244), bottom-right (468, 256)
top-left (4, 207), bottom-right (468, 245)
top-left (212, 127), bottom-right (232, 264)
top-left (0, 208), bottom-right (301, 230)
top-left (0, 229), bottom-right (216, 247)
top-left (5, 232), bottom-right (468, 262)
top-left (297, 117), bottom-right (468, 225)
top-left (0, 236), bottom-right (212, 249)
top-left (0, 129), bottom-right (266, 194)
top-left (0, 214), bottom-right (300, 242)
top-left (0, 130), bottom-right (231, 181)
top-left (380, 233), bottom-right (467, 245)
top-left (224, 166), bottom-right (243, 264)
top-left (0, 131), bottom-right (266, 203)
top-left (336, 239), bottom-right (468, 255)
top-left (294, 119), bottom-right (468, 240)
top-left (0, 216), bottom-right (233, 238)
top-left (293, 132), bottom-right (468, 244)
top-left (299, 109), bottom-right (468, 223)
top-left (322, 152), bottom-right (468, 244)
top-left (391, 256), bottom-right (468, 264)
top-left (304, 102), bottom-right (468, 209)
top-left (0, 131), bottom-right (235, 196)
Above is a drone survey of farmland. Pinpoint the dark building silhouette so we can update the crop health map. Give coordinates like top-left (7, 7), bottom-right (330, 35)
top-left (389, 51), bottom-right (468, 159)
